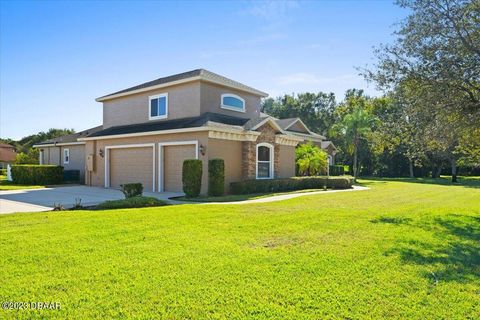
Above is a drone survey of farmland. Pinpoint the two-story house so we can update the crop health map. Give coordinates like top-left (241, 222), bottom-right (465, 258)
top-left (34, 69), bottom-right (336, 194)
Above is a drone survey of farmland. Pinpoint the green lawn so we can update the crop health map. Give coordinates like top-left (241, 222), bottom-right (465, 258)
top-left (0, 178), bottom-right (479, 319)
top-left (174, 188), bottom-right (325, 202)
top-left (0, 175), bottom-right (44, 191)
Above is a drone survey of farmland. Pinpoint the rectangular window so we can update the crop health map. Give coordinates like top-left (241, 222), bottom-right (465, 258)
top-left (64, 149), bottom-right (70, 164)
top-left (149, 93), bottom-right (168, 120)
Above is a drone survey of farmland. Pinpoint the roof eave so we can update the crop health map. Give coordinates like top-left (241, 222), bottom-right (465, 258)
top-left (96, 75), bottom-right (268, 102)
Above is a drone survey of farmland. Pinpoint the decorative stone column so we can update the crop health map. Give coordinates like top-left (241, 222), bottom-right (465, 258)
top-left (242, 141), bottom-right (256, 180)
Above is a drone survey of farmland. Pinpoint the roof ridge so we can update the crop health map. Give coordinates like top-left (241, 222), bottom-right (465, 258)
top-left (96, 69), bottom-right (268, 101)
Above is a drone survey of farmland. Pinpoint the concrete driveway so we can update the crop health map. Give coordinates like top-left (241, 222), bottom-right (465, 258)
top-left (0, 186), bottom-right (182, 214)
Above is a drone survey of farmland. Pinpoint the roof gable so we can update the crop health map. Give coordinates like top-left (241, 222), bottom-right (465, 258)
top-left (96, 69), bottom-right (268, 102)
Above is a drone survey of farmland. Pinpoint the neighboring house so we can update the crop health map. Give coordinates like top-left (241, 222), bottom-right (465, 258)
top-left (34, 69), bottom-right (336, 193)
top-left (0, 143), bottom-right (17, 169)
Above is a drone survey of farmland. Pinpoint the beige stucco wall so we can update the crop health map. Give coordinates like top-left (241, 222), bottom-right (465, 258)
top-left (40, 146), bottom-right (61, 166)
top-left (85, 132), bottom-right (209, 194)
top-left (208, 138), bottom-right (243, 193)
top-left (200, 82), bottom-right (261, 119)
top-left (103, 81), bottom-right (202, 128)
top-left (102, 80), bottom-right (263, 129)
top-left (278, 145), bottom-right (296, 178)
top-left (39, 145), bottom-right (86, 180)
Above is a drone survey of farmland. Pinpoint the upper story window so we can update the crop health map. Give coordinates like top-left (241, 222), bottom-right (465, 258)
top-left (63, 149), bottom-right (70, 164)
top-left (221, 93), bottom-right (245, 113)
top-left (149, 93), bottom-right (168, 120)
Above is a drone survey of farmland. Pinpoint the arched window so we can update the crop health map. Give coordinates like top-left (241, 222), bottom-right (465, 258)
top-left (256, 143), bottom-right (274, 179)
top-left (221, 94), bottom-right (245, 112)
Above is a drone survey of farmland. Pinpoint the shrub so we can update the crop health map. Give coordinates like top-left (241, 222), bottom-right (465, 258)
top-left (230, 176), bottom-right (353, 194)
top-left (329, 165), bottom-right (345, 176)
top-left (11, 165), bottom-right (63, 185)
top-left (208, 159), bottom-right (225, 196)
top-left (296, 142), bottom-right (328, 176)
top-left (182, 159), bottom-right (203, 197)
top-left (120, 183), bottom-right (143, 199)
top-left (96, 196), bottom-right (167, 210)
top-left (0, 168), bottom-right (6, 176)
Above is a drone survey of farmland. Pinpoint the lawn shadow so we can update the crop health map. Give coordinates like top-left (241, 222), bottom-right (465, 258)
top-left (360, 176), bottom-right (480, 189)
top-left (370, 216), bottom-right (412, 225)
top-left (377, 214), bottom-right (480, 283)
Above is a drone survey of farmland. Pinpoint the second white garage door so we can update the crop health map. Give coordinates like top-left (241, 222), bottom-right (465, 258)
top-left (109, 147), bottom-right (154, 191)
top-left (163, 145), bottom-right (196, 192)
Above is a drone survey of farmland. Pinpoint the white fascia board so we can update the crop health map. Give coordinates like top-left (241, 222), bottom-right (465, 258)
top-left (32, 141), bottom-right (86, 148)
top-left (290, 132), bottom-right (326, 142)
top-left (251, 118), bottom-right (285, 133)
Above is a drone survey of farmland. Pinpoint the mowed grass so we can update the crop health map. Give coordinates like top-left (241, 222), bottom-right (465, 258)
top-left (0, 178), bottom-right (479, 319)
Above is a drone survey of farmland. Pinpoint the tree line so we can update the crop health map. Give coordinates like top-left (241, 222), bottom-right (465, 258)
top-left (1, 128), bottom-right (75, 164)
top-left (263, 0), bottom-right (479, 182)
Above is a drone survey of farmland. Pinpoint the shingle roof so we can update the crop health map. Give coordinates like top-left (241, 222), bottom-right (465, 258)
top-left (275, 118), bottom-right (298, 130)
top-left (0, 143), bottom-right (15, 149)
top-left (86, 113), bottom-right (249, 138)
top-left (35, 126), bottom-right (103, 145)
top-left (97, 69), bottom-right (268, 101)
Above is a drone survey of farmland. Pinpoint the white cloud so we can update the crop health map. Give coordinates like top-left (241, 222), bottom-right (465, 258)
top-left (247, 0), bottom-right (299, 22)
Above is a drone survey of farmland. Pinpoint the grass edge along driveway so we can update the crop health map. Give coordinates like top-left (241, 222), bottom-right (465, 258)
top-left (0, 178), bottom-right (479, 319)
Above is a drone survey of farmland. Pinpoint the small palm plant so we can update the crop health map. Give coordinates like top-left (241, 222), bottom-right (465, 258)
top-left (295, 142), bottom-right (328, 176)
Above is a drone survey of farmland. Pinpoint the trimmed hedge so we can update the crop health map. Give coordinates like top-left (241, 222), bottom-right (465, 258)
top-left (120, 183), bottom-right (143, 199)
top-left (11, 165), bottom-right (63, 185)
top-left (0, 168), bottom-right (6, 176)
top-left (182, 159), bottom-right (203, 197)
top-left (96, 196), bottom-right (167, 210)
top-left (230, 176), bottom-right (353, 195)
top-left (329, 165), bottom-right (345, 176)
top-left (208, 159), bottom-right (225, 196)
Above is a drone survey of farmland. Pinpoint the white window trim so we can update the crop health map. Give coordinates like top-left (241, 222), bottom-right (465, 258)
top-left (148, 93), bottom-right (168, 120)
top-left (221, 93), bottom-right (246, 113)
top-left (256, 142), bottom-right (274, 180)
top-left (104, 143), bottom-right (156, 192)
top-left (157, 140), bottom-right (199, 192)
top-left (63, 148), bottom-right (70, 164)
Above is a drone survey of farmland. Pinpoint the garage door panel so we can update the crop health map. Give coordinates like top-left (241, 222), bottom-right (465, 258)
top-left (110, 147), bottom-right (153, 191)
top-left (163, 145), bottom-right (196, 192)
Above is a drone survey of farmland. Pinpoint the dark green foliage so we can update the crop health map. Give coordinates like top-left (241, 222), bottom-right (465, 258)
top-left (1, 128), bottom-right (75, 154)
top-left (64, 170), bottom-right (80, 182)
top-left (11, 165), bottom-right (63, 185)
top-left (96, 196), bottom-right (167, 210)
top-left (208, 159), bottom-right (225, 196)
top-left (329, 165), bottom-right (345, 176)
top-left (182, 159), bottom-right (202, 197)
top-left (0, 169), bottom-right (6, 176)
top-left (230, 176), bottom-right (353, 194)
top-left (120, 183), bottom-right (143, 199)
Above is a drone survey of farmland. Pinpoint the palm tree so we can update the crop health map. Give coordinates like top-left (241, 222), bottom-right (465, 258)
top-left (333, 106), bottom-right (376, 181)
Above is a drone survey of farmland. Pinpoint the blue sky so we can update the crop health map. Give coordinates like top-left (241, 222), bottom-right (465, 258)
top-left (0, 0), bottom-right (407, 140)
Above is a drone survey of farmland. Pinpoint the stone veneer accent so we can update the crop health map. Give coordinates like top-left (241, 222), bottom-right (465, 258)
top-left (242, 123), bottom-right (280, 180)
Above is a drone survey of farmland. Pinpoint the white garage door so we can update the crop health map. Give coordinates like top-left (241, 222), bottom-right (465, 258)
top-left (109, 147), bottom-right (154, 191)
top-left (163, 145), bottom-right (196, 192)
